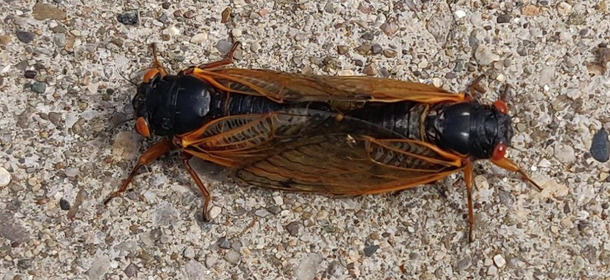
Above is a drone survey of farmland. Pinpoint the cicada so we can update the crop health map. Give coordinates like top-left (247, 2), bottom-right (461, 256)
top-left (105, 42), bottom-right (541, 241)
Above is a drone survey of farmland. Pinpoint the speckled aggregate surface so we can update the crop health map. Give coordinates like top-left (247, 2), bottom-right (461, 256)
top-left (1, 1), bottom-right (610, 279)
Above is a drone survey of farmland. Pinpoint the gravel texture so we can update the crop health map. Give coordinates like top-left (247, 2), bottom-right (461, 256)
top-left (1, 1), bottom-right (610, 279)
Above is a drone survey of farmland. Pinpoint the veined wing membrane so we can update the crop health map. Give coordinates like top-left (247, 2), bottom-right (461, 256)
top-left (189, 68), bottom-right (466, 104)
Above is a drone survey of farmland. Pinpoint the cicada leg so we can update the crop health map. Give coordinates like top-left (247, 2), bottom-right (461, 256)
top-left (150, 43), bottom-right (168, 76)
top-left (104, 139), bottom-right (173, 204)
top-left (463, 160), bottom-right (475, 243)
top-left (466, 75), bottom-right (486, 100)
top-left (196, 41), bottom-right (241, 70)
top-left (181, 152), bottom-right (213, 222)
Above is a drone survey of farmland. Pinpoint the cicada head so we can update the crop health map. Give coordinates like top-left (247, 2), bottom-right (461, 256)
top-left (132, 68), bottom-right (175, 137)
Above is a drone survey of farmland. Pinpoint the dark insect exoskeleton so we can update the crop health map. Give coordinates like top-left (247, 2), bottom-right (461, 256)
top-left (105, 42), bottom-right (542, 242)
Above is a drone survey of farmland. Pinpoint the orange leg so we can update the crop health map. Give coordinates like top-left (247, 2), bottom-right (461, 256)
top-left (181, 152), bottom-right (213, 222)
top-left (467, 75), bottom-right (486, 99)
top-left (150, 43), bottom-right (168, 76)
top-left (197, 42), bottom-right (241, 69)
top-left (463, 161), bottom-right (475, 243)
top-left (104, 139), bottom-right (173, 204)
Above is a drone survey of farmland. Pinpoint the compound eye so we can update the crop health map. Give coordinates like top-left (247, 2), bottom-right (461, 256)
top-left (492, 143), bottom-right (507, 160)
top-left (493, 100), bottom-right (508, 114)
top-left (143, 69), bottom-right (160, 83)
top-left (135, 117), bottom-right (151, 138)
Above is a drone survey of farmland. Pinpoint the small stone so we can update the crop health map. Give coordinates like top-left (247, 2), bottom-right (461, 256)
top-left (16, 31), bottom-right (35, 43)
top-left (555, 144), bottom-right (576, 163)
top-left (53, 33), bottom-right (66, 47)
top-left (254, 208), bottom-right (271, 217)
top-left (190, 32), bottom-right (208, 44)
top-left (557, 2), bottom-right (573, 16)
top-left (185, 260), bottom-right (205, 280)
top-left (474, 45), bottom-right (500, 66)
top-left (497, 14), bottom-right (511, 23)
top-left (117, 10), bottom-right (139, 25)
top-left (205, 255), bottom-right (218, 268)
top-left (246, 42), bottom-right (260, 53)
top-left (286, 221), bottom-right (300, 236)
top-left (455, 10), bottom-right (467, 18)
top-left (590, 128), bottom-right (609, 163)
top-left (371, 44), bottom-right (382, 55)
top-left (183, 247), bottom-right (195, 259)
top-left (162, 2), bottom-right (171, 9)
top-left (217, 237), bottom-right (231, 249)
top-left (33, 3), bottom-right (66, 20)
top-left (0, 168), bottom-right (11, 187)
top-left (337, 45), bottom-right (349, 55)
top-left (167, 25), bottom-right (180, 36)
top-left (324, 1), bottom-right (334, 13)
top-left (363, 245), bottom-right (379, 257)
top-left (59, 198), bottom-right (70, 210)
top-left (493, 254), bottom-right (506, 268)
top-left (65, 167), bottom-right (79, 177)
top-left (380, 22), bottom-right (399, 36)
top-left (487, 265), bottom-right (498, 275)
top-left (86, 256), bottom-right (110, 280)
top-left (221, 7), bottom-right (232, 23)
top-left (231, 29), bottom-right (242, 37)
top-left (0, 35), bottom-right (10, 45)
top-left (457, 257), bottom-right (471, 271)
top-left (296, 253), bottom-right (323, 280)
top-left (31, 82), bottom-right (46, 93)
top-left (216, 40), bottom-right (233, 54)
top-left (208, 206), bottom-right (222, 220)
top-left (183, 10), bottom-right (196, 19)
top-left (124, 263), bottom-right (138, 277)
top-left (17, 259), bottom-right (32, 269)
top-left (363, 64), bottom-right (376, 76)
top-left (224, 250), bottom-right (240, 264)
top-left (522, 5), bottom-right (541, 16)
top-left (361, 31), bottom-right (374, 40)
top-left (382, 49), bottom-right (397, 58)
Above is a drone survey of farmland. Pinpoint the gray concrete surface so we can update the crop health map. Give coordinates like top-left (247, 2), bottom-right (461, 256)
top-left (1, 0), bottom-right (609, 279)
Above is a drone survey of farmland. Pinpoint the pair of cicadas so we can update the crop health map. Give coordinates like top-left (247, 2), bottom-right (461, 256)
top-left (105, 42), bottom-right (541, 241)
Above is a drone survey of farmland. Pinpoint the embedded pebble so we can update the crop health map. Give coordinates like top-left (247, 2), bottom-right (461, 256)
top-left (557, 2), bottom-right (573, 16)
top-left (31, 82), bottom-right (46, 93)
top-left (117, 10), bottom-right (139, 25)
top-left (296, 253), bottom-right (323, 280)
top-left (59, 198), bottom-right (70, 210)
top-left (16, 30), bottom-right (35, 43)
top-left (555, 144), bottom-right (576, 163)
top-left (363, 245), bottom-right (379, 257)
top-left (32, 3), bottom-right (66, 20)
top-left (190, 32), bottom-right (208, 44)
top-left (124, 264), bottom-right (138, 277)
top-left (0, 168), bottom-right (11, 187)
top-left (286, 221), bottom-right (300, 236)
top-left (590, 128), bottom-right (609, 162)
top-left (224, 250), bottom-right (240, 264)
top-left (185, 260), bottom-right (206, 280)
top-left (474, 45), bottom-right (500, 66)
top-left (183, 247), bottom-right (195, 259)
top-left (493, 254), bottom-right (506, 268)
top-left (216, 40), bottom-right (233, 54)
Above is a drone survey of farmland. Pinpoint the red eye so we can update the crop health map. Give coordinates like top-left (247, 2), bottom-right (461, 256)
top-left (136, 117), bottom-right (151, 138)
top-left (492, 143), bottom-right (507, 160)
top-left (143, 69), bottom-right (160, 83)
top-left (493, 100), bottom-right (508, 114)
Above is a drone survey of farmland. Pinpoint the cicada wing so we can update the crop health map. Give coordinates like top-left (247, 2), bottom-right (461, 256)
top-left (178, 108), bottom-right (465, 195)
top-left (232, 134), bottom-right (464, 195)
top-left (188, 68), bottom-right (466, 104)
